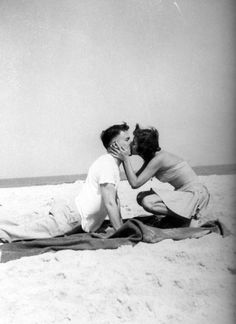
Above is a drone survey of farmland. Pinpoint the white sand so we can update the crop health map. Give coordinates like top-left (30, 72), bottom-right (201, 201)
top-left (0, 174), bottom-right (235, 324)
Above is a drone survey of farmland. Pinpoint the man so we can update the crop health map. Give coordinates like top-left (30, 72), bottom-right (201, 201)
top-left (75, 122), bottom-right (131, 233)
top-left (0, 123), bottom-right (131, 242)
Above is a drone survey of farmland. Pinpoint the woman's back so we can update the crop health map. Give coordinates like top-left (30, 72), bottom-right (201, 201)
top-left (154, 151), bottom-right (199, 190)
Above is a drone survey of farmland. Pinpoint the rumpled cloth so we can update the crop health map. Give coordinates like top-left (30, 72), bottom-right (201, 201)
top-left (0, 215), bottom-right (228, 263)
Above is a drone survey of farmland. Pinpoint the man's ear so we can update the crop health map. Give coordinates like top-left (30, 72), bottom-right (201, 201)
top-left (107, 141), bottom-right (115, 153)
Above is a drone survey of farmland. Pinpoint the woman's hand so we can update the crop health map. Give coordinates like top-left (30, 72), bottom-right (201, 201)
top-left (109, 142), bottom-right (129, 161)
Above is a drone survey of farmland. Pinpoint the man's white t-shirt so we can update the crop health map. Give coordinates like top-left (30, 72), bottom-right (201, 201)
top-left (75, 154), bottom-right (120, 232)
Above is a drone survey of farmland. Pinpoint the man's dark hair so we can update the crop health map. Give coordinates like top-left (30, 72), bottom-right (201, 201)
top-left (133, 124), bottom-right (161, 162)
top-left (100, 122), bottom-right (129, 149)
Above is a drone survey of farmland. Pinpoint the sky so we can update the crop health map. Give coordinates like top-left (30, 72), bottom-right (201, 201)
top-left (0, 0), bottom-right (235, 178)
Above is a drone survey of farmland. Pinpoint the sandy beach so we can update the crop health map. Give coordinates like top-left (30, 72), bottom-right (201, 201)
top-left (0, 174), bottom-right (235, 324)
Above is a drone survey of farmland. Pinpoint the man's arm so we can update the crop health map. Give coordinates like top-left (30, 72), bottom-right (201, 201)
top-left (100, 183), bottom-right (123, 231)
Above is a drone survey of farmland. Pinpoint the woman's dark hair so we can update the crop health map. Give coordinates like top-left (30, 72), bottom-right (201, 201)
top-left (133, 124), bottom-right (161, 162)
top-left (100, 122), bottom-right (129, 149)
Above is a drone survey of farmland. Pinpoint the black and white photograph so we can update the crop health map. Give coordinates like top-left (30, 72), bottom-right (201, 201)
top-left (0, 1), bottom-right (235, 323)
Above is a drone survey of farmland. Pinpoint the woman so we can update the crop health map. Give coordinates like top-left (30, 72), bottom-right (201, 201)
top-left (110, 124), bottom-right (210, 227)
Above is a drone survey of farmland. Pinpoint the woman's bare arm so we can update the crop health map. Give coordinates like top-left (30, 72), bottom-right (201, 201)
top-left (136, 161), bottom-right (148, 176)
top-left (109, 143), bottom-right (161, 188)
top-left (122, 155), bottom-right (161, 188)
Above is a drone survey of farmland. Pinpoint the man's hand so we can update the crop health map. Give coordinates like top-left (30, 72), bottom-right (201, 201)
top-left (100, 183), bottom-right (123, 230)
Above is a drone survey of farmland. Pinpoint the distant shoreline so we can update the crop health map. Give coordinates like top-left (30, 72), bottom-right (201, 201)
top-left (0, 164), bottom-right (235, 188)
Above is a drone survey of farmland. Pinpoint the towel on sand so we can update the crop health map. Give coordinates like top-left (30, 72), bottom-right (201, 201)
top-left (0, 215), bottom-right (228, 263)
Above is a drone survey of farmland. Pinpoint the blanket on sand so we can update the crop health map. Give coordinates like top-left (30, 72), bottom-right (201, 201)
top-left (0, 216), bottom-right (228, 263)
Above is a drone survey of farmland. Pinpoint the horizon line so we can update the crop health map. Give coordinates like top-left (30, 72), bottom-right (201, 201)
top-left (0, 163), bottom-right (235, 188)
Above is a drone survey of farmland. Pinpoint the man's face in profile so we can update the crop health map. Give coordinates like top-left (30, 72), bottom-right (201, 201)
top-left (111, 130), bottom-right (131, 155)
